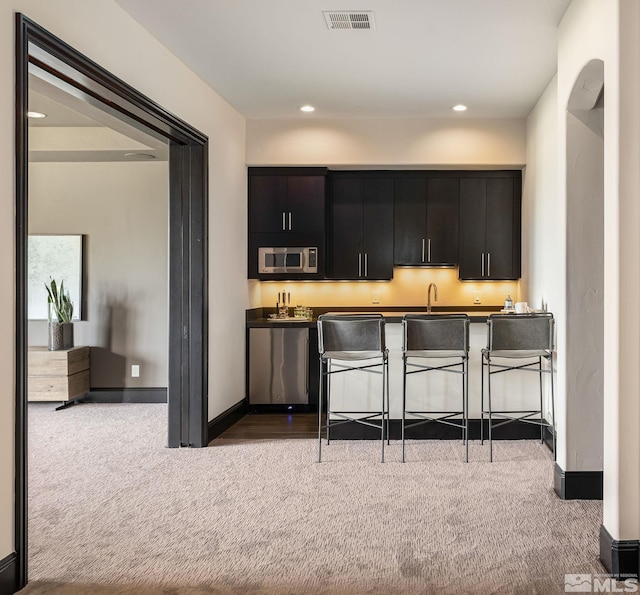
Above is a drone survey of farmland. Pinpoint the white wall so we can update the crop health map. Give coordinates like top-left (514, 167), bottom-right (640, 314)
top-left (29, 161), bottom-right (169, 388)
top-left (526, 0), bottom-right (640, 543)
top-left (247, 117), bottom-right (527, 310)
top-left (522, 76), bottom-right (560, 315)
top-left (603, 0), bottom-right (640, 542)
top-left (0, 0), bottom-right (247, 561)
top-left (524, 0), bottom-right (606, 473)
top-left (247, 118), bottom-right (526, 168)
top-left (565, 105), bottom-right (604, 472)
top-left (521, 76), bottom-right (562, 437)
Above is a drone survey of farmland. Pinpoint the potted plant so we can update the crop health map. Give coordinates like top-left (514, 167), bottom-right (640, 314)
top-left (45, 277), bottom-right (74, 351)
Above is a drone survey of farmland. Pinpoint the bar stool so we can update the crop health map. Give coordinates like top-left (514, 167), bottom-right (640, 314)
top-left (481, 313), bottom-right (556, 462)
top-left (402, 314), bottom-right (470, 462)
top-left (317, 314), bottom-right (389, 462)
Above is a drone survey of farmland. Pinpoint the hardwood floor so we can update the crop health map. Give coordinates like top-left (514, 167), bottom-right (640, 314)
top-left (215, 412), bottom-right (319, 441)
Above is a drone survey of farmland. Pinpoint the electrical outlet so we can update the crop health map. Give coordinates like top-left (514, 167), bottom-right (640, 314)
top-left (131, 364), bottom-right (140, 378)
top-left (473, 291), bottom-right (482, 304)
top-left (372, 290), bottom-right (380, 304)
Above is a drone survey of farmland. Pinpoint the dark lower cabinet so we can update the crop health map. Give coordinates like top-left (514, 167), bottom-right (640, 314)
top-left (329, 176), bottom-right (394, 280)
top-left (459, 174), bottom-right (521, 280)
top-left (394, 176), bottom-right (459, 266)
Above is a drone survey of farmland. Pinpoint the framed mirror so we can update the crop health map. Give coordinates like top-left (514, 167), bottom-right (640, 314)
top-left (28, 234), bottom-right (85, 320)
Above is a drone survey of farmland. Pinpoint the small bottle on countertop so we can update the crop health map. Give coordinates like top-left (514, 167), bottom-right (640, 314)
top-left (504, 295), bottom-right (513, 310)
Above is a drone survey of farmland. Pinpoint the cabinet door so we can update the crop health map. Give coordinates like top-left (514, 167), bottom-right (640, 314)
top-left (249, 175), bottom-right (288, 233)
top-left (485, 178), bottom-right (515, 279)
top-left (362, 178), bottom-right (394, 279)
top-left (394, 177), bottom-right (427, 265)
top-left (426, 178), bottom-right (459, 265)
top-left (459, 178), bottom-right (487, 279)
top-left (287, 176), bottom-right (326, 234)
top-left (330, 178), bottom-right (363, 279)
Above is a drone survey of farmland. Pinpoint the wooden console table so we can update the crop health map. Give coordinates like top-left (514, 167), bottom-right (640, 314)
top-left (28, 346), bottom-right (90, 410)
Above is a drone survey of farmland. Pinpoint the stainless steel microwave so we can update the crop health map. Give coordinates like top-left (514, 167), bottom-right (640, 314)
top-left (258, 247), bottom-right (318, 274)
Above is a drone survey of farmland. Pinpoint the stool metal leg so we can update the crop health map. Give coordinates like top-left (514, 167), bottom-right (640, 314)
top-left (381, 360), bottom-right (386, 463)
top-left (488, 356), bottom-right (493, 462)
top-left (480, 353), bottom-right (485, 445)
top-left (464, 356), bottom-right (469, 463)
top-left (318, 357), bottom-right (324, 463)
top-left (402, 355), bottom-right (407, 463)
top-left (326, 360), bottom-right (332, 445)
top-left (538, 356), bottom-right (544, 444)
top-left (386, 356), bottom-right (390, 446)
top-left (460, 356), bottom-right (465, 445)
top-left (550, 353), bottom-right (556, 461)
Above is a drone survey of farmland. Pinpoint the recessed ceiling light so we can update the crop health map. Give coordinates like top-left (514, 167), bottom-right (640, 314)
top-left (299, 105), bottom-right (315, 113)
top-left (27, 111), bottom-right (46, 118)
top-left (452, 104), bottom-right (467, 112)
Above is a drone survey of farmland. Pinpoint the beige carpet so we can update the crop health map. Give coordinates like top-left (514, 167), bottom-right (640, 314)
top-left (21, 403), bottom-right (605, 594)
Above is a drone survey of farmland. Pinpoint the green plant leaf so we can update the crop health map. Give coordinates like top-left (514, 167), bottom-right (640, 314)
top-left (45, 277), bottom-right (74, 323)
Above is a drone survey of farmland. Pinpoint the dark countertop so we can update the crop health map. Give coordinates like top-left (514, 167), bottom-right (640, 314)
top-left (246, 306), bottom-right (500, 327)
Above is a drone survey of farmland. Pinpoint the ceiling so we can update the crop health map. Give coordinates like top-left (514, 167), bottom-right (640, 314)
top-left (114, 0), bottom-right (571, 120)
top-left (28, 67), bottom-right (169, 162)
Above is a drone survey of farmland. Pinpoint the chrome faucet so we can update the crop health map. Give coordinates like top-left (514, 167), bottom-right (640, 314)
top-left (427, 282), bottom-right (438, 313)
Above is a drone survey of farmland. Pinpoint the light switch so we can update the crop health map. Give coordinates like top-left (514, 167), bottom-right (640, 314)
top-left (131, 364), bottom-right (140, 378)
top-left (372, 290), bottom-right (380, 304)
top-left (473, 291), bottom-right (481, 304)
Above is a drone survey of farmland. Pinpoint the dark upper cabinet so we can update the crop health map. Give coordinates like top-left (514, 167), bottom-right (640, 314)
top-left (394, 176), bottom-right (459, 265)
top-left (329, 176), bottom-right (394, 280)
top-left (248, 168), bottom-right (327, 279)
top-left (394, 178), bottom-right (426, 265)
top-left (249, 171), bottom-right (326, 235)
top-left (459, 175), bottom-right (521, 280)
top-left (426, 178), bottom-right (459, 264)
top-left (249, 175), bottom-right (288, 233)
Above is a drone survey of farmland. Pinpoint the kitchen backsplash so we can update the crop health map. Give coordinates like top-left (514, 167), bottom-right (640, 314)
top-left (257, 267), bottom-right (520, 308)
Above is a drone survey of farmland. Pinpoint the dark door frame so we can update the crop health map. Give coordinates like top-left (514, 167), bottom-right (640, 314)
top-left (15, 13), bottom-right (209, 589)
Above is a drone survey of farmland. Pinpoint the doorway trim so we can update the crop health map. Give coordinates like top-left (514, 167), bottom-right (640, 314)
top-left (15, 13), bottom-right (209, 590)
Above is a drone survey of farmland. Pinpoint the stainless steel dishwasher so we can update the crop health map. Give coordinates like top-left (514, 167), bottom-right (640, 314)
top-left (249, 327), bottom-right (309, 404)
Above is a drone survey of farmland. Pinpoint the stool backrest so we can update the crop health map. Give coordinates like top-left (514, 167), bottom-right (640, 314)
top-left (487, 313), bottom-right (554, 352)
top-left (403, 314), bottom-right (470, 352)
top-left (317, 314), bottom-right (385, 354)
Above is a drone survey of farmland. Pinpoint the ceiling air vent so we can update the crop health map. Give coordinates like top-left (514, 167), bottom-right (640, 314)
top-left (323, 11), bottom-right (376, 30)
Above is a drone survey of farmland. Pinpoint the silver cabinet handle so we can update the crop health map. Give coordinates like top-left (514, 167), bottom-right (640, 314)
top-left (364, 253), bottom-right (368, 277)
top-left (288, 212), bottom-right (292, 230)
top-left (487, 252), bottom-right (491, 277)
top-left (428, 238), bottom-right (431, 263)
top-left (481, 253), bottom-right (485, 277)
top-left (421, 239), bottom-right (425, 263)
top-left (358, 253), bottom-right (362, 277)
top-left (282, 212), bottom-right (286, 231)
